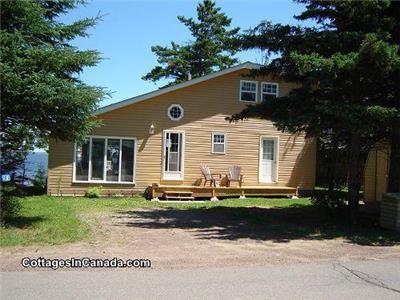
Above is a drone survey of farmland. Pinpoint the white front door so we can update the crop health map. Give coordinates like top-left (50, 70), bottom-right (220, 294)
top-left (163, 131), bottom-right (184, 180)
top-left (259, 137), bottom-right (278, 183)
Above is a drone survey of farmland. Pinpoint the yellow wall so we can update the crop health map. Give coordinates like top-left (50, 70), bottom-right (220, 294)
top-left (363, 145), bottom-right (390, 202)
top-left (48, 69), bottom-right (316, 196)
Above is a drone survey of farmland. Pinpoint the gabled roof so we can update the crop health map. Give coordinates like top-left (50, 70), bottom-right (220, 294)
top-left (94, 61), bottom-right (262, 115)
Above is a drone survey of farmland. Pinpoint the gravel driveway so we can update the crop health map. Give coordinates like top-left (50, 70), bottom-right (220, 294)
top-left (1, 207), bottom-right (400, 271)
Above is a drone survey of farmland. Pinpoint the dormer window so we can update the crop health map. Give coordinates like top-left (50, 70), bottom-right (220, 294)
top-left (261, 82), bottom-right (279, 101)
top-left (240, 80), bottom-right (258, 102)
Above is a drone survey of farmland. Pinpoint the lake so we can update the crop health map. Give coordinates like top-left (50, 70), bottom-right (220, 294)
top-left (17, 151), bottom-right (48, 180)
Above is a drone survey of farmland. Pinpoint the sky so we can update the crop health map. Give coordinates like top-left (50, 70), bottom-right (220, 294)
top-left (60, 0), bottom-right (309, 107)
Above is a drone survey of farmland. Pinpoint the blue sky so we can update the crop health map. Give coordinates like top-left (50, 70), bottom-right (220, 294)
top-left (61, 0), bottom-right (309, 107)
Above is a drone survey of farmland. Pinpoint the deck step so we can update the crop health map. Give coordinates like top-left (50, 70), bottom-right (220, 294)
top-left (163, 190), bottom-right (194, 201)
top-left (163, 191), bottom-right (193, 195)
top-left (165, 196), bottom-right (195, 200)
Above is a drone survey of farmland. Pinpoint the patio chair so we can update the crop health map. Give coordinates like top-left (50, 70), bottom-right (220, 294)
top-left (200, 165), bottom-right (222, 187)
top-left (227, 165), bottom-right (243, 187)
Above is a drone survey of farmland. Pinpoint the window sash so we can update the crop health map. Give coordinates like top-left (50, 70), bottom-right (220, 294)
top-left (240, 80), bottom-right (258, 102)
top-left (90, 138), bottom-right (106, 181)
top-left (212, 133), bottom-right (226, 154)
top-left (261, 82), bottom-right (279, 100)
top-left (74, 136), bottom-right (136, 183)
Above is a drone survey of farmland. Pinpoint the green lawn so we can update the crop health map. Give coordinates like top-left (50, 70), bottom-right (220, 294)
top-left (1, 195), bottom-right (399, 247)
top-left (0, 196), bottom-right (310, 247)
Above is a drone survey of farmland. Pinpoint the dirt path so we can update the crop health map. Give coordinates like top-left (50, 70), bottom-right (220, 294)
top-left (2, 208), bottom-right (400, 271)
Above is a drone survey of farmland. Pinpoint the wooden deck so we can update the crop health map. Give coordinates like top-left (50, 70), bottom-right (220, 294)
top-left (148, 184), bottom-right (297, 201)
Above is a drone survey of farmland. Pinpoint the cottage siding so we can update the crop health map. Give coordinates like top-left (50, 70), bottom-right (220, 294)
top-left (48, 70), bottom-right (316, 196)
top-left (363, 146), bottom-right (390, 202)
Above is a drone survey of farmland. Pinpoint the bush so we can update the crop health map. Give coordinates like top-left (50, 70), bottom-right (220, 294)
top-left (311, 189), bottom-right (347, 211)
top-left (84, 186), bottom-right (102, 198)
top-left (31, 165), bottom-right (47, 194)
top-left (0, 184), bottom-right (21, 224)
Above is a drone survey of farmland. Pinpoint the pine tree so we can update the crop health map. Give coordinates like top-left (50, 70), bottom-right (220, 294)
top-left (230, 0), bottom-right (400, 225)
top-left (143, 0), bottom-right (239, 86)
top-left (0, 0), bottom-right (106, 173)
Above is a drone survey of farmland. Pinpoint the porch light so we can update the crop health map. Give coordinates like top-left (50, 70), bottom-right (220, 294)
top-left (149, 123), bottom-right (155, 135)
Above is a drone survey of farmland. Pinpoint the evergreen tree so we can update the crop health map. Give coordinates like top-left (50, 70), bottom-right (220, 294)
top-left (230, 0), bottom-right (400, 225)
top-left (143, 0), bottom-right (239, 86)
top-left (0, 0), bottom-right (106, 174)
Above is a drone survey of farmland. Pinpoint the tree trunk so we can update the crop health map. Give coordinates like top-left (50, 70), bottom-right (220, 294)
top-left (347, 135), bottom-right (365, 228)
top-left (387, 125), bottom-right (400, 193)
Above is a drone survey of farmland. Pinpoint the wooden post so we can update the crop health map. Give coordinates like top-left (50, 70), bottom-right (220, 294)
top-left (151, 186), bottom-right (159, 201)
top-left (291, 186), bottom-right (299, 199)
top-left (210, 188), bottom-right (219, 201)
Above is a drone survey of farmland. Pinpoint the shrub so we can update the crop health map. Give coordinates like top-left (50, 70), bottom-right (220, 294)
top-left (31, 166), bottom-right (47, 195)
top-left (84, 186), bottom-right (103, 198)
top-left (311, 189), bottom-right (347, 212)
top-left (0, 184), bottom-right (21, 224)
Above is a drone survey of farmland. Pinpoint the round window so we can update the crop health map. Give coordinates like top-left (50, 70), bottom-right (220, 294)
top-left (168, 104), bottom-right (184, 121)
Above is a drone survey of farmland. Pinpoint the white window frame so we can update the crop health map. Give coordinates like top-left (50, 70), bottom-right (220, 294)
top-left (261, 82), bottom-right (279, 100)
top-left (239, 80), bottom-right (258, 103)
top-left (72, 135), bottom-right (137, 184)
top-left (258, 136), bottom-right (280, 183)
top-left (211, 132), bottom-right (226, 154)
top-left (167, 104), bottom-right (184, 121)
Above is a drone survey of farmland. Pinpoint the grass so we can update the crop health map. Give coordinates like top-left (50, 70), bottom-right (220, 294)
top-left (0, 196), bottom-right (309, 247)
top-left (1, 195), bottom-right (399, 247)
top-left (0, 196), bottom-right (89, 247)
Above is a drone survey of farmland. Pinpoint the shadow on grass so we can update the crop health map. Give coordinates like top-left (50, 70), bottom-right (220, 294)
top-left (113, 206), bottom-right (400, 246)
top-left (3, 216), bottom-right (46, 229)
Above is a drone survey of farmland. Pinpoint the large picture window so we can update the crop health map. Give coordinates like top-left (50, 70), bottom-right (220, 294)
top-left (74, 136), bottom-right (136, 183)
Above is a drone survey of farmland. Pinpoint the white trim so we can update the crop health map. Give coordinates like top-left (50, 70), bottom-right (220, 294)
top-left (88, 137), bottom-right (93, 180)
top-left (261, 82), bottom-right (279, 101)
top-left (72, 135), bottom-right (137, 184)
top-left (239, 80), bottom-right (258, 103)
top-left (94, 62), bottom-right (262, 115)
top-left (167, 104), bottom-right (184, 121)
top-left (72, 143), bottom-right (77, 182)
top-left (118, 139), bottom-right (122, 182)
top-left (102, 137), bottom-right (107, 181)
top-left (72, 180), bottom-right (135, 185)
top-left (162, 130), bottom-right (185, 181)
top-left (258, 136), bottom-right (280, 183)
top-left (211, 132), bottom-right (226, 154)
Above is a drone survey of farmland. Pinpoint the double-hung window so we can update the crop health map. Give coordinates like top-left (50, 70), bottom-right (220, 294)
top-left (212, 133), bottom-right (226, 154)
top-left (240, 80), bottom-right (258, 102)
top-left (74, 136), bottom-right (136, 183)
top-left (261, 82), bottom-right (279, 102)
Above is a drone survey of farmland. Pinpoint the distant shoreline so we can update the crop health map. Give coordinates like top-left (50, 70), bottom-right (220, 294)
top-left (17, 152), bottom-right (48, 180)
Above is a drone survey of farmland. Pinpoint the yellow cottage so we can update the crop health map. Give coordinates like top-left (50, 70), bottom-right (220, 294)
top-left (47, 62), bottom-right (317, 199)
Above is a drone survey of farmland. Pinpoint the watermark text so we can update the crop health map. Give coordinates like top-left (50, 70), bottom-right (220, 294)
top-left (21, 257), bottom-right (151, 270)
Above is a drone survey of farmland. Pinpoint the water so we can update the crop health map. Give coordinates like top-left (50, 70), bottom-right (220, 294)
top-left (17, 151), bottom-right (48, 181)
